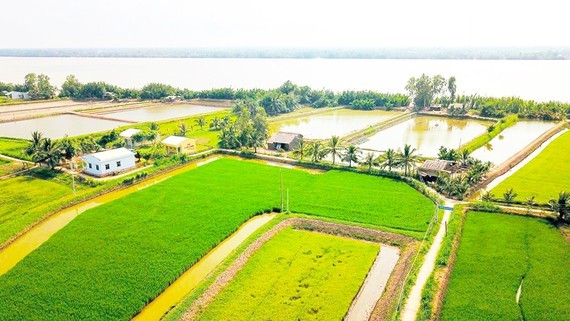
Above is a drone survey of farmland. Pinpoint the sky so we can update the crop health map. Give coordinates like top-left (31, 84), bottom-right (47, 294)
top-left (1, 0), bottom-right (569, 48)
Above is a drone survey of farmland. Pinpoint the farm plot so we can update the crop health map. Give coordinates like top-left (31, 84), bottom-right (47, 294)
top-left (491, 130), bottom-right (570, 203)
top-left (195, 228), bottom-right (379, 321)
top-left (0, 158), bottom-right (433, 320)
top-left (441, 211), bottom-right (570, 321)
top-left (0, 137), bottom-right (31, 160)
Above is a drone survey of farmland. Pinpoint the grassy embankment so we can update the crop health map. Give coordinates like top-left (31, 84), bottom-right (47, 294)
top-left (197, 228), bottom-right (379, 321)
top-left (491, 130), bottom-right (570, 203)
top-left (0, 158), bottom-right (433, 320)
top-left (440, 211), bottom-right (569, 321)
top-left (461, 115), bottom-right (518, 153)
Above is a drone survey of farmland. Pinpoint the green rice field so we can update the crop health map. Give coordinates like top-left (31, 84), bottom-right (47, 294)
top-left (0, 158), bottom-right (433, 320)
top-left (491, 130), bottom-right (570, 203)
top-left (441, 211), bottom-right (570, 321)
top-left (0, 137), bottom-right (31, 160)
top-left (197, 228), bottom-right (379, 321)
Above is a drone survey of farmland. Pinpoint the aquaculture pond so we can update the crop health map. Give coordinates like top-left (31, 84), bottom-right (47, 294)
top-left (0, 114), bottom-right (128, 139)
top-left (271, 109), bottom-right (401, 139)
top-left (470, 120), bottom-right (555, 166)
top-left (358, 116), bottom-right (491, 157)
top-left (101, 104), bottom-right (227, 122)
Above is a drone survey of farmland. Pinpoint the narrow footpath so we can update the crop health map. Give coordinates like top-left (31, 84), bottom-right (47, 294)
top-left (400, 200), bottom-right (455, 321)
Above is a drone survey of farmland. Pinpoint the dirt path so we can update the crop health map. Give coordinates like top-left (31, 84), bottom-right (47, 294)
top-left (400, 200), bottom-right (454, 321)
top-left (0, 154), bottom-right (33, 164)
top-left (345, 245), bottom-right (400, 321)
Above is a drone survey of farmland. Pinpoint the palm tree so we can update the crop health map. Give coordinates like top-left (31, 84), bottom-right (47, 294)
top-left (38, 138), bottom-right (62, 169)
top-left (26, 131), bottom-right (44, 159)
top-left (361, 152), bottom-right (376, 173)
top-left (209, 117), bottom-right (222, 131)
top-left (549, 192), bottom-right (569, 222)
top-left (293, 139), bottom-right (307, 160)
top-left (149, 122), bottom-right (159, 131)
top-left (459, 149), bottom-right (471, 167)
top-left (178, 123), bottom-right (188, 136)
top-left (503, 188), bottom-right (518, 203)
top-left (396, 144), bottom-right (420, 176)
top-left (195, 116), bottom-right (207, 130)
top-left (327, 135), bottom-right (343, 165)
top-left (481, 191), bottom-right (494, 202)
top-left (342, 145), bottom-right (361, 167)
top-left (377, 148), bottom-right (397, 171)
top-left (308, 141), bottom-right (325, 163)
top-left (249, 130), bottom-right (265, 153)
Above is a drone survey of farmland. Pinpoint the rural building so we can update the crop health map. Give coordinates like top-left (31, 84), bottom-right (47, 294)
top-left (162, 135), bottom-right (197, 154)
top-left (81, 147), bottom-right (136, 177)
top-left (119, 128), bottom-right (150, 148)
top-left (418, 159), bottom-right (458, 181)
top-left (267, 132), bottom-right (303, 151)
top-left (5, 91), bottom-right (30, 100)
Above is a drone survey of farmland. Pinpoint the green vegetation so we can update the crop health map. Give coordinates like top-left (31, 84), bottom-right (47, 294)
top-left (0, 137), bottom-right (32, 160)
top-left (0, 170), bottom-right (72, 242)
top-left (406, 74), bottom-right (448, 110)
top-left (197, 228), bottom-right (379, 321)
top-left (461, 115), bottom-right (518, 153)
top-left (492, 131), bottom-right (570, 203)
top-left (0, 158), bottom-right (433, 320)
top-left (441, 211), bottom-right (570, 321)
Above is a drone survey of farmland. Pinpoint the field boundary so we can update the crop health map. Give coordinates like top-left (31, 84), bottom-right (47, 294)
top-left (344, 111), bottom-right (414, 144)
top-left (181, 218), bottom-right (417, 321)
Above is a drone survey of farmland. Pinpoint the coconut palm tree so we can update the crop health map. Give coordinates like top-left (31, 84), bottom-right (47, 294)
top-left (37, 138), bottom-right (62, 169)
top-left (327, 135), bottom-right (343, 165)
top-left (195, 116), bottom-right (207, 130)
top-left (549, 191), bottom-right (569, 222)
top-left (249, 130), bottom-right (265, 153)
top-left (342, 144), bottom-right (361, 168)
top-left (149, 122), bottom-right (159, 131)
top-left (361, 152), bottom-right (376, 173)
top-left (26, 131), bottom-right (44, 159)
top-left (308, 141), bottom-right (326, 163)
top-left (293, 139), bottom-right (307, 160)
top-left (209, 117), bottom-right (222, 131)
top-left (178, 123), bottom-right (188, 136)
top-left (459, 149), bottom-right (472, 167)
top-left (481, 191), bottom-right (494, 202)
top-left (396, 144), bottom-right (420, 176)
top-left (503, 188), bottom-right (518, 203)
top-left (377, 148), bottom-right (397, 171)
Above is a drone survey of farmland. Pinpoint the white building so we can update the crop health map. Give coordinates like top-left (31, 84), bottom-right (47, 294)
top-left (119, 128), bottom-right (143, 148)
top-left (81, 147), bottom-right (136, 177)
top-left (5, 91), bottom-right (30, 100)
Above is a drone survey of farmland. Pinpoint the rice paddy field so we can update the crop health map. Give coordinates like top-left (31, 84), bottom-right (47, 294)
top-left (0, 172), bottom-right (72, 244)
top-left (491, 130), bottom-right (570, 203)
top-left (0, 137), bottom-right (31, 160)
top-left (0, 158), bottom-right (433, 320)
top-left (196, 228), bottom-right (379, 321)
top-left (441, 211), bottom-right (570, 321)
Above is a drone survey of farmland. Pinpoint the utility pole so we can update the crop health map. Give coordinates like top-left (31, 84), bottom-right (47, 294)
top-left (286, 188), bottom-right (290, 214)
top-left (71, 160), bottom-right (76, 195)
top-left (280, 169), bottom-right (284, 213)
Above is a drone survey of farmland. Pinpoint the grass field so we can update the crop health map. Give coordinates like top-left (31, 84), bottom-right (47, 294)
top-left (491, 130), bottom-right (570, 203)
top-left (441, 211), bottom-right (570, 321)
top-left (0, 158), bottom-right (433, 320)
top-left (197, 228), bottom-right (378, 321)
top-left (0, 137), bottom-right (31, 160)
top-left (0, 170), bottom-right (75, 244)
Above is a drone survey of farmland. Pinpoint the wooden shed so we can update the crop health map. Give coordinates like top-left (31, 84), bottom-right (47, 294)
top-left (267, 132), bottom-right (303, 151)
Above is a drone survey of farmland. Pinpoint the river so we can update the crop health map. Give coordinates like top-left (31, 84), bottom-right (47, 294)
top-left (2, 58), bottom-right (570, 102)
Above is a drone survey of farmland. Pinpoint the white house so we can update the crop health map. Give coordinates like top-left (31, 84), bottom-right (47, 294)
top-left (119, 128), bottom-right (142, 148)
top-left (81, 147), bottom-right (136, 177)
top-left (5, 91), bottom-right (30, 100)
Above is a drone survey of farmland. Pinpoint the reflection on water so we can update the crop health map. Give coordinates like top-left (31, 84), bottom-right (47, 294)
top-left (0, 114), bottom-right (128, 139)
top-left (359, 116), bottom-right (491, 157)
top-left (102, 104), bottom-right (225, 122)
top-left (273, 109), bottom-right (401, 139)
top-left (132, 213), bottom-right (276, 321)
top-left (470, 121), bottom-right (555, 166)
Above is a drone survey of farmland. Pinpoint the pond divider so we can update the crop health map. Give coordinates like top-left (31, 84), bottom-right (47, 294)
top-left (345, 111), bottom-right (415, 144)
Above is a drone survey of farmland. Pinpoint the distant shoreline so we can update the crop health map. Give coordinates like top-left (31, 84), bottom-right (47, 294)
top-left (0, 47), bottom-right (568, 60)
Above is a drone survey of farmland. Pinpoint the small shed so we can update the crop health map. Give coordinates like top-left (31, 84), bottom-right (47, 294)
top-left (119, 128), bottom-right (142, 148)
top-left (5, 91), bottom-right (30, 100)
top-left (162, 136), bottom-right (197, 154)
top-left (267, 132), bottom-right (303, 151)
top-left (418, 159), bottom-right (458, 181)
top-left (81, 147), bottom-right (136, 177)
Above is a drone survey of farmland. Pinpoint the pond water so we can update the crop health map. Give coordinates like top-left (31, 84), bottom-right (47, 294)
top-left (358, 116), bottom-right (491, 157)
top-left (0, 114), bottom-right (128, 139)
top-left (272, 109), bottom-right (401, 139)
top-left (470, 121), bottom-right (556, 166)
top-left (100, 104), bottom-right (226, 122)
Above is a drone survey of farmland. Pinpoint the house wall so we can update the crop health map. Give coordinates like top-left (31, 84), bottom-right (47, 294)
top-left (165, 139), bottom-right (197, 154)
top-left (82, 155), bottom-right (136, 177)
top-left (7, 92), bottom-right (30, 100)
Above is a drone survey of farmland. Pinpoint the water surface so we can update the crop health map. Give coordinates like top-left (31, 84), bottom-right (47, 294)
top-left (359, 116), bottom-right (491, 157)
top-left (102, 104), bottom-right (226, 122)
top-left (0, 114), bottom-right (128, 139)
top-left (272, 109), bottom-right (401, 139)
top-left (470, 121), bottom-right (556, 166)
